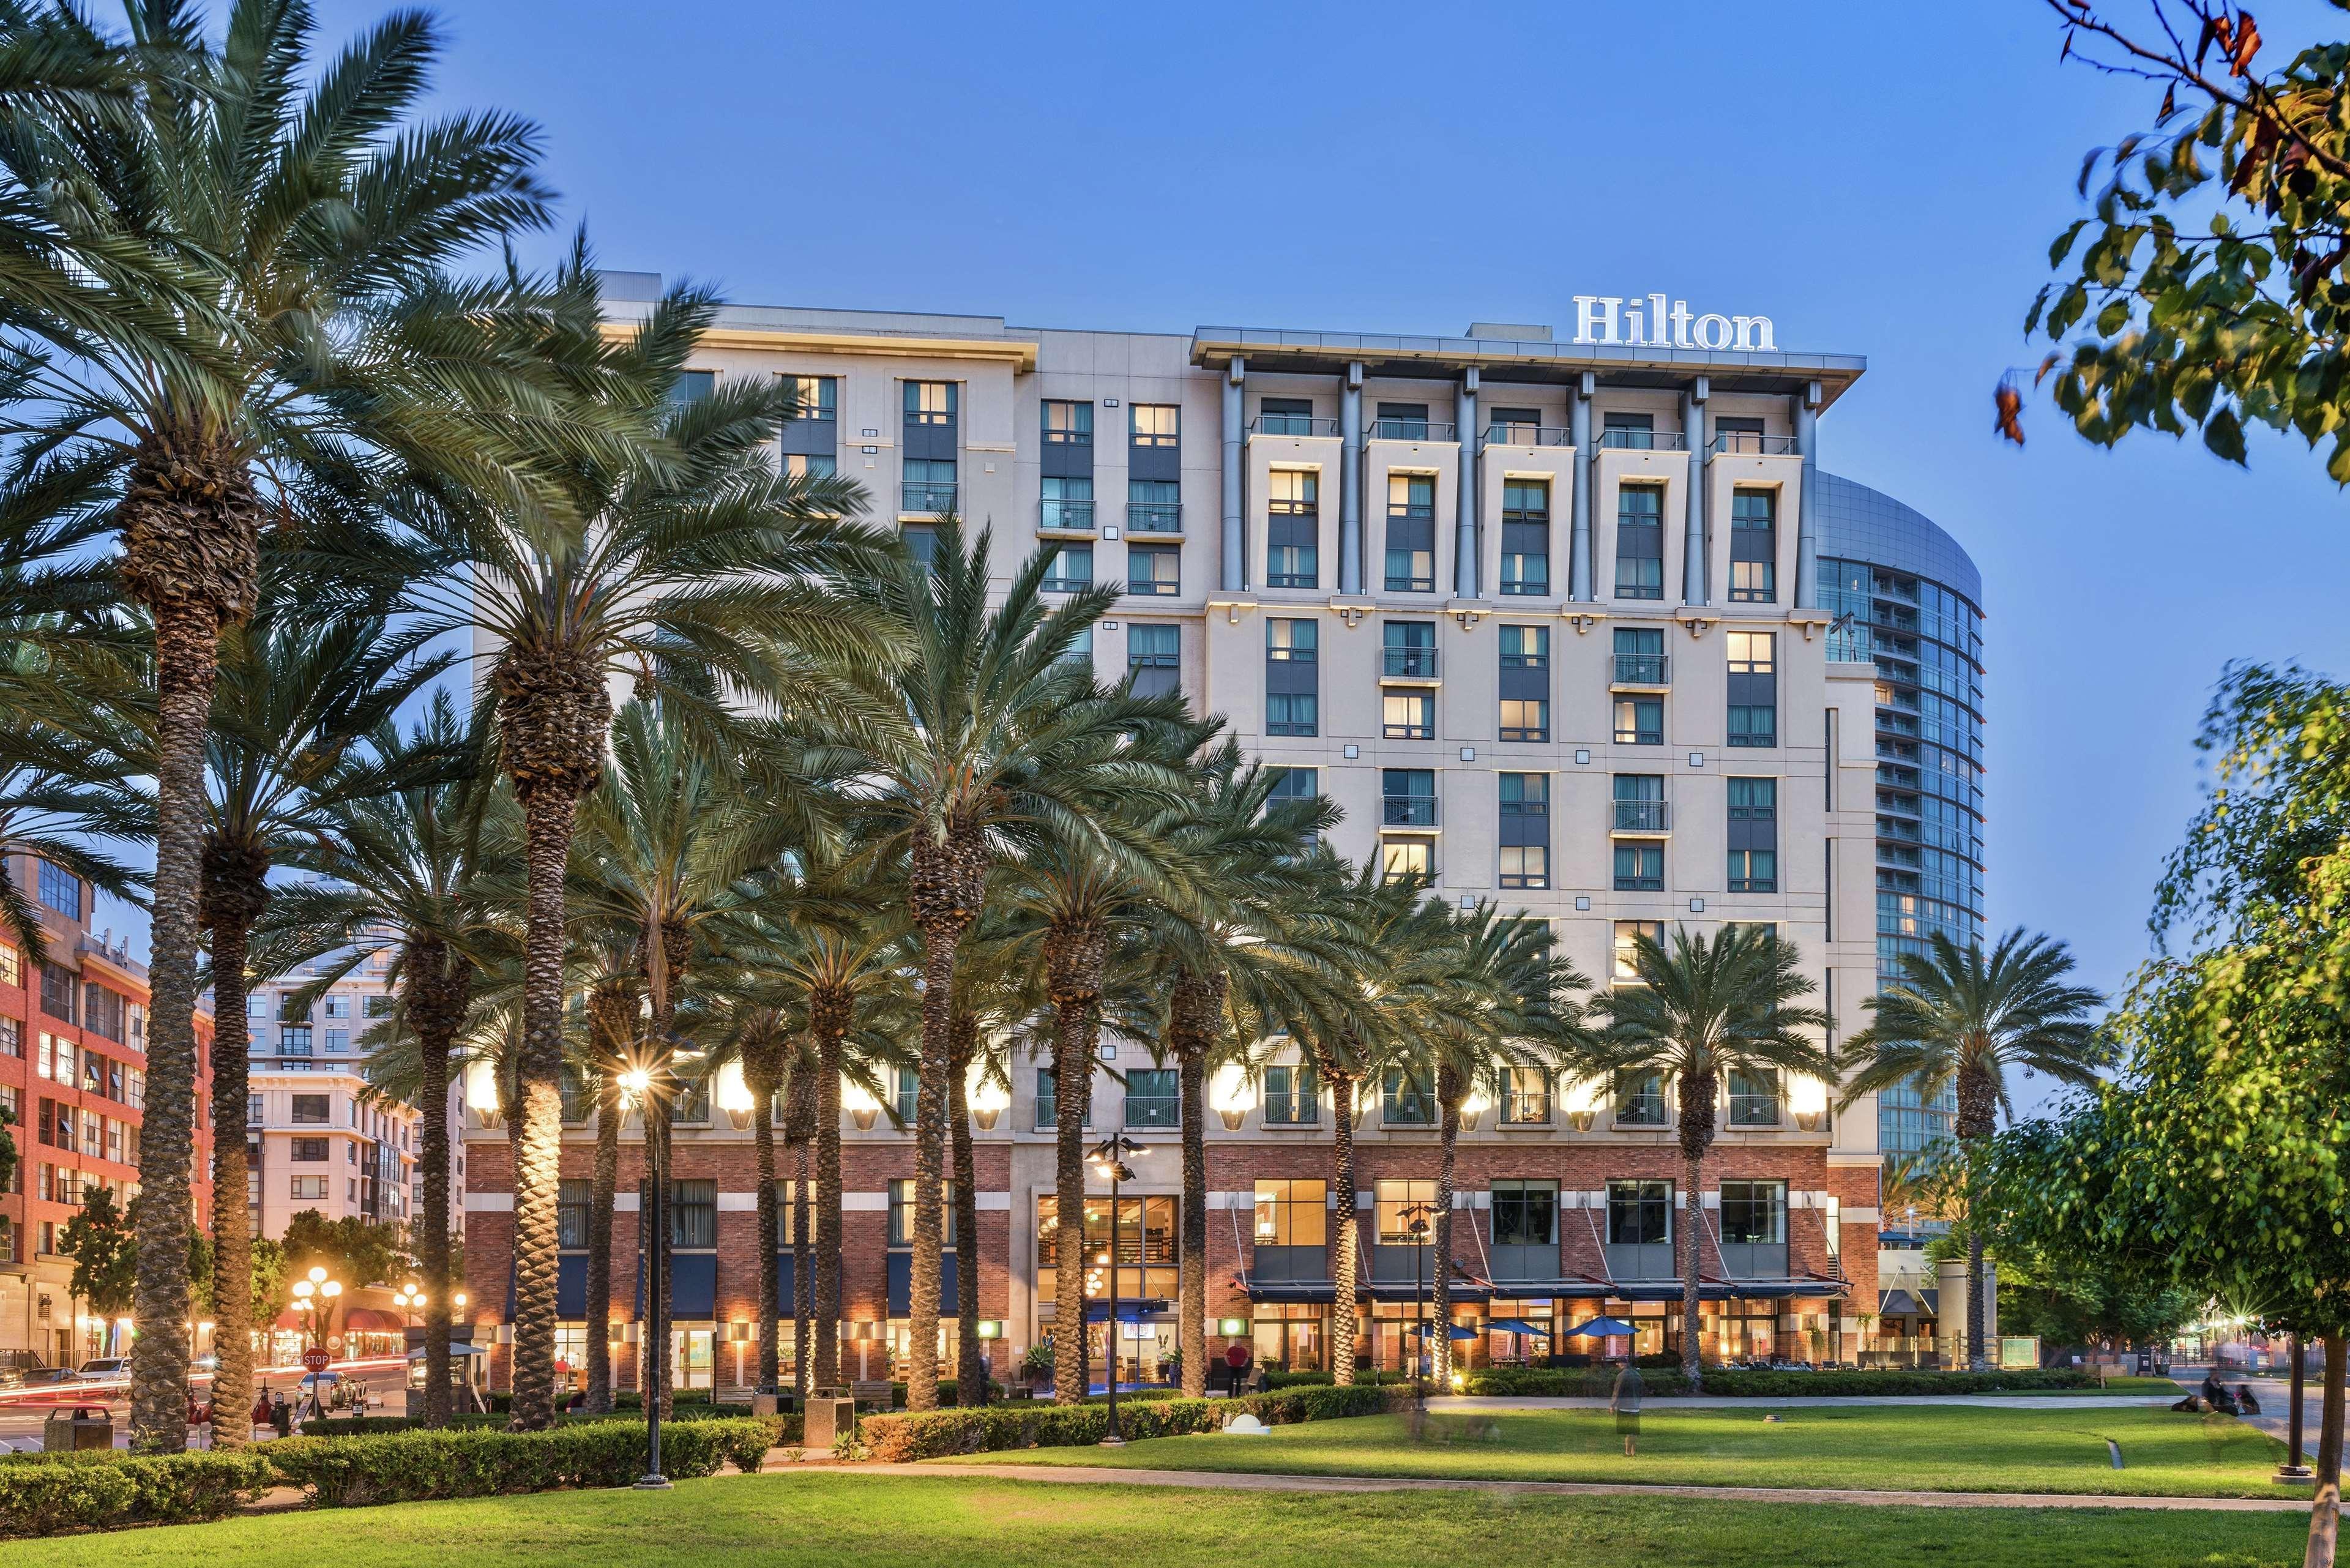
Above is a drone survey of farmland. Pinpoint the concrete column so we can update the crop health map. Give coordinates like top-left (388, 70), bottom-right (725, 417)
top-left (1568, 371), bottom-right (1594, 601)
top-left (1220, 357), bottom-right (1245, 592)
top-left (1794, 380), bottom-right (1822, 610)
top-left (1340, 362), bottom-right (1364, 594)
top-left (1680, 376), bottom-right (1708, 606)
top-left (1453, 368), bottom-right (1480, 598)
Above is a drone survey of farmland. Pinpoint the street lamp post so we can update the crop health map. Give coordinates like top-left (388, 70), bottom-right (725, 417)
top-left (1402, 1203), bottom-right (1432, 1409)
top-left (290, 1267), bottom-right (343, 1419)
top-left (619, 1053), bottom-right (684, 1491)
top-left (1091, 1134), bottom-right (1145, 1446)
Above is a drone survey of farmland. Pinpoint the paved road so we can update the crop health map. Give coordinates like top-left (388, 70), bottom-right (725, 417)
top-left (1426, 1394), bottom-right (2173, 1412)
top-left (0, 1381), bottom-right (411, 1451)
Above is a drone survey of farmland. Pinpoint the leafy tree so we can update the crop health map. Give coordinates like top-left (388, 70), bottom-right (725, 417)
top-left (2021, 3), bottom-right (2350, 481)
top-left (1841, 931), bottom-right (2107, 1368)
top-left (281, 1209), bottom-right (412, 1293)
top-left (61, 1185), bottom-right (135, 1324)
top-left (1589, 926), bottom-right (1833, 1378)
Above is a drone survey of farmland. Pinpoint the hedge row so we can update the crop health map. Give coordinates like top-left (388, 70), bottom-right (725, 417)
top-left (265, 1417), bottom-right (775, 1509)
top-left (300, 1408), bottom-right (801, 1440)
top-left (1462, 1365), bottom-right (1694, 1397)
top-left (859, 1383), bottom-right (1416, 1462)
top-left (1696, 1367), bottom-right (2095, 1397)
top-left (0, 1450), bottom-right (278, 1539)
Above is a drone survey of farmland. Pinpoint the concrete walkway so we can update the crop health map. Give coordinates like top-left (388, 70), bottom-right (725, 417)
top-left (1424, 1394), bottom-right (2172, 1412)
top-left (843, 1460), bottom-right (2311, 1513)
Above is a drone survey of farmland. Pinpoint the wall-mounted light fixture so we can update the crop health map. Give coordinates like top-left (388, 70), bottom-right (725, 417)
top-left (1208, 1063), bottom-right (1256, 1132)
top-left (842, 1077), bottom-right (881, 1132)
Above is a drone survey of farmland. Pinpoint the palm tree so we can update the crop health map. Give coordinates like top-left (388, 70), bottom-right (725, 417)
top-left (852, 518), bottom-right (1190, 1408)
top-left (398, 265), bottom-right (894, 1428)
top-left (1589, 925), bottom-right (1835, 1378)
top-left (0, 2), bottom-right (565, 1442)
top-left (1841, 929), bottom-right (2105, 1369)
top-left (259, 707), bottom-right (509, 1427)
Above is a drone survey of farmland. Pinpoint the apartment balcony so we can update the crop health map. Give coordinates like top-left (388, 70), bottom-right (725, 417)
top-left (1612, 799), bottom-right (1671, 834)
top-left (1610, 653), bottom-right (1671, 688)
top-left (1381, 647), bottom-right (1439, 681)
top-left (1367, 418), bottom-right (1457, 442)
top-left (1381, 795), bottom-right (1439, 828)
top-left (1709, 431), bottom-right (1802, 457)
top-left (1249, 414), bottom-right (1340, 438)
top-left (1484, 422), bottom-right (1572, 447)
top-left (901, 482), bottom-right (958, 515)
top-left (1124, 1094), bottom-right (1179, 1130)
top-left (1038, 499), bottom-right (1095, 534)
top-left (1598, 428), bottom-right (1688, 452)
top-left (1125, 502), bottom-right (1183, 534)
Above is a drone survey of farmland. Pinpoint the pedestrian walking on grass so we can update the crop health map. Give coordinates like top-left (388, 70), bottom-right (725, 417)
top-left (1223, 1341), bottom-right (1251, 1399)
top-left (1612, 1363), bottom-right (1644, 1457)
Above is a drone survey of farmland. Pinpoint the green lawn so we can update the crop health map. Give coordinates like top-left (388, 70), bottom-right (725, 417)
top-left (959, 1405), bottom-right (2287, 1498)
top-left (1, 1471), bottom-right (2313, 1568)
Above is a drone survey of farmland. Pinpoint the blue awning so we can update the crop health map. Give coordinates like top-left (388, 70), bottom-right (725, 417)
top-left (632, 1251), bottom-right (719, 1320)
top-left (886, 1250), bottom-right (960, 1317)
top-left (1562, 1316), bottom-right (1639, 1338)
top-left (558, 1253), bottom-right (587, 1319)
top-left (1409, 1323), bottom-right (1479, 1342)
top-left (777, 1252), bottom-right (844, 1314)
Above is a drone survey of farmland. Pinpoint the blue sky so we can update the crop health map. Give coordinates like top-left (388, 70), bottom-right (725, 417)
top-left (264, 1), bottom-right (2350, 1031)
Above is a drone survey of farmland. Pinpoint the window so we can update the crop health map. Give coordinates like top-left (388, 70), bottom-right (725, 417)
top-left (1040, 475), bottom-right (1094, 531)
top-left (324, 1029), bottom-right (349, 1054)
top-left (1607, 1179), bottom-right (1672, 1242)
top-left (81, 985), bottom-right (124, 1043)
top-left (1381, 1066), bottom-right (1434, 1126)
top-left (1258, 395), bottom-right (1315, 435)
top-left (1042, 399), bottom-right (1092, 446)
top-left (323, 996), bottom-right (349, 1020)
top-left (1262, 1062), bottom-right (1319, 1125)
top-left (1728, 1067), bottom-right (1781, 1127)
top-left (1500, 624), bottom-right (1548, 671)
top-left (1381, 769), bottom-right (1435, 826)
top-left (1253, 1178), bottom-right (1326, 1245)
top-left (1127, 544), bottom-right (1180, 597)
top-left (1500, 1065), bottom-right (1550, 1125)
top-left (1266, 470), bottom-right (1319, 588)
top-left (893, 1066), bottom-right (919, 1124)
top-left (667, 370), bottom-right (714, 408)
top-left (888, 1178), bottom-right (956, 1246)
top-left (1613, 841), bottom-right (1663, 891)
top-left (783, 452), bottom-right (837, 481)
top-left (668, 1179), bottom-right (716, 1249)
top-left (1381, 836), bottom-right (1434, 881)
top-left (1613, 625), bottom-right (1668, 685)
top-left (1602, 411), bottom-right (1656, 449)
top-left (245, 1093), bottom-right (262, 1124)
top-left (1125, 1067), bottom-right (1179, 1129)
top-left (1266, 692), bottom-right (1317, 737)
top-left (37, 963), bottom-right (73, 1023)
top-left (905, 381), bottom-right (957, 424)
top-left (1382, 688), bottom-right (1433, 740)
top-left (1712, 414), bottom-right (1766, 453)
top-left (364, 995), bottom-right (394, 1019)
top-left (1382, 620), bottom-right (1436, 678)
top-left (1267, 618), bottom-right (1317, 663)
top-left (1042, 542), bottom-right (1092, 592)
top-left (1729, 488), bottom-right (1777, 603)
top-left (1728, 777), bottom-right (1778, 892)
top-left (36, 862), bottom-right (80, 919)
top-left (281, 1025), bottom-right (313, 1055)
top-left (1, 1017), bottom-right (23, 1059)
top-left (1499, 773), bottom-right (1549, 889)
top-left (291, 1176), bottom-right (329, 1201)
top-left (0, 943), bottom-right (17, 988)
top-left (1614, 484), bottom-right (1664, 599)
top-left (1613, 922), bottom-right (1665, 984)
top-left (1491, 1178), bottom-right (1557, 1246)
top-left (291, 1138), bottom-right (329, 1162)
top-left (1496, 698), bottom-right (1546, 742)
top-left (1614, 696), bottom-right (1663, 745)
top-left (786, 374), bottom-right (837, 424)
top-left (1034, 1067), bottom-right (1089, 1130)
top-left (1488, 405), bottom-right (1544, 444)
top-left (1384, 473), bottom-right (1436, 592)
top-left (903, 457), bottom-right (957, 513)
top-left (1727, 632), bottom-right (1777, 747)
top-left (1127, 624), bottom-right (1179, 700)
top-left (1128, 477), bottom-right (1181, 532)
top-left (1375, 1178), bottom-right (1438, 1243)
top-left (1371, 401), bottom-right (1430, 440)
top-left (1500, 479), bottom-right (1550, 595)
top-left (1130, 403), bottom-right (1179, 447)
top-left (1719, 1179), bottom-right (1787, 1244)
top-left (291, 1094), bottom-right (329, 1125)
top-left (1613, 773), bottom-right (1667, 834)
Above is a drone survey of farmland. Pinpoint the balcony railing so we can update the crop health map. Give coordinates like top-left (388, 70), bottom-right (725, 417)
top-left (1126, 502), bottom-right (1182, 532)
top-left (901, 482), bottom-right (958, 514)
top-left (1124, 1094), bottom-right (1180, 1130)
top-left (1367, 418), bottom-right (1457, 442)
top-left (1728, 1092), bottom-right (1782, 1127)
top-left (1039, 499), bottom-right (1095, 531)
top-left (1250, 414), bottom-right (1340, 438)
top-left (1613, 799), bottom-right (1671, 833)
top-left (1382, 647), bottom-right (1438, 679)
top-left (1382, 794), bottom-right (1438, 827)
top-left (1614, 1093), bottom-right (1668, 1126)
top-left (1599, 427), bottom-right (1688, 452)
top-left (1710, 431), bottom-right (1801, 456)
top-left (1612, 652), bottom-right (1671, 685)
top-left (1501, 1091), bottom-right (1551, 1125)
top-left (1485, 422), bottom-right (1573, 447)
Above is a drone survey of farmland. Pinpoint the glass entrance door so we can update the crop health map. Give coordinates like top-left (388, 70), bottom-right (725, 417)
top-left (670, 1327), bottom-right (713, 1390)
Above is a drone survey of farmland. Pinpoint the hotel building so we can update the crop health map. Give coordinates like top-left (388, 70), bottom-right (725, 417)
top-left (462, 284), bottom-right (1986, 1390)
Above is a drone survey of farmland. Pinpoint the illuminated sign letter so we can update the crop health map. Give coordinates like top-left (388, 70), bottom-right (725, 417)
top-left (1572, 296), bottom-right (1622, 345)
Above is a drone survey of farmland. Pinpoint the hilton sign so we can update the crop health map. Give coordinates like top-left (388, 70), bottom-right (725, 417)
top-left (1572, 294), bottom-right (1777, 353)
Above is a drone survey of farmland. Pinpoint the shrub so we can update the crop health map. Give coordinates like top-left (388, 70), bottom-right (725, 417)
top-left (1459, 1365), bottom-right (1692, 1397)
top-left (859, 1383), bottom-right (1412, 1462)
top-left (266, 1417), bottom-right (775, 1508)
top-left (0, 1449), bottom-right (276, 1537)
top-left (1696, 1367), bottom-right (2095, 1397)
top-left (1263, 1370), bottom-right (1408, 1390)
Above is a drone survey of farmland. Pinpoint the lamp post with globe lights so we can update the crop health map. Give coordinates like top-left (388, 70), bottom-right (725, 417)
top-left (1089, 1134), bottom-right (1147, 1444)
top-left (289, 1267), bottom-right (343, 1417)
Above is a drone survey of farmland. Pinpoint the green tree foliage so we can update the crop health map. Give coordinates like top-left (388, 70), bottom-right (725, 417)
top-left (61, 1185), bottom-right (136, 1319)
top-left (2025, 4), bottom-right (2350, 480)
top-left (281, 1211), bottom-right (413, 1292)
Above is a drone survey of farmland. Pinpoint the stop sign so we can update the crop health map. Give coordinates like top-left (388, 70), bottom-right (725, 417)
top-left (302, 1347), bottom-right (331, 1374)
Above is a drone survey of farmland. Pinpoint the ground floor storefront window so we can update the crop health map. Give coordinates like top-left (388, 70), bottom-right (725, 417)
top-left (1485, 1297), bottom-right (1554, 1365)
top-left (884, 1318), bottom-right (960, 1381)
top-left (1252, 1303), bottom-right (1324, 1372)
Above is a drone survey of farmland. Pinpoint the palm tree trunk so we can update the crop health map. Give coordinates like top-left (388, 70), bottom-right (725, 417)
top-left (811, 1000), bottom-right (845, 1389)
top-left (1433, 1062), bottom-right (1459, 1387)
top-left (408, 938), bottom-right (472, 1429)
top-left (752, 1058), bottom-right (781, 1395)
top-left (791, 1116), bottom-right (812, 1398)
top-left (1329, 1067), bottom-right (1360, 1387)
top-left (905, 924), bottom-right (960, 1411)
top-left (507, 783), bottom-right (580, 1432)
top-left (128, 603), bottom-right (221, 1450)
top-left (1045, 925), bottom-right (1106, 1405)
top-left (949, 1046), bottom-right (984, 1405)
top-left (1677, 1067), bottom-right (1717, 1381)
top-left (1955, 1062), bottom-right (1999, 1372)
top-left (198, 849), bottom-right (266, 1450)
top-left (651, 1100), bottom-right (674, 1421)
top-left (2307, 1332), bottom-right (2345, 1568)
top-left (584, 1073), bottom-right (620, 1413)
top-left (1176, 1036), bottom-right (1208, 1400)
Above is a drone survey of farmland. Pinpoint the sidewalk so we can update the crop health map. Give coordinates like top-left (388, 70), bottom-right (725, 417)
top-left (1425, 1394), bottom-right (2172, 1412)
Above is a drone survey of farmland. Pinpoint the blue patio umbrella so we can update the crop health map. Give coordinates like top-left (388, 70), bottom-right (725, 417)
top-left (1488, 1318), bottom-right (1552, 1337)
top-left (1409, 1323), bottom-right (1479, 1342)
top-left (1562, 1316), bottom-right (1641, 1338)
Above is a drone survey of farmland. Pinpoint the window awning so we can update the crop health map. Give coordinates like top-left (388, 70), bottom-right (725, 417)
top-left (1879, 1288), bottom-right (1936, 1317)
top-left (886, 1250), bottom-right (960, 1318)
top-left (1607, 1280), bottom-right (1845, 1302)
top-left (342, 1307), bottom-right (408, 1334)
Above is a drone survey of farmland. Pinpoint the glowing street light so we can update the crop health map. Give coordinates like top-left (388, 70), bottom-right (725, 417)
top-left (1209, 1064), bottom-right (1256, 1132)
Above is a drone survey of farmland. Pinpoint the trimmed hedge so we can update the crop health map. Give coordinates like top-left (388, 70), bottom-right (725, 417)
top-left (860, 1383), bottom-right (1415, 1462)
top-left (0, 1449), bottom-right (277, 1538)
top-left (1460, 1365), bottom-right (1693, 1397)
top-left (1261, 1370), bottom-right (1411, 1389)
top-left (266, 1417), bottom-right (774, 1508)
top-left (1695, 1367), bottom-right (2095, 1397)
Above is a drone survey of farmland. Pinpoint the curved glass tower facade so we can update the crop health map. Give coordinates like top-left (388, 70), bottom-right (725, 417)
top-left (1815, 474), bottom-right (1985, 1162)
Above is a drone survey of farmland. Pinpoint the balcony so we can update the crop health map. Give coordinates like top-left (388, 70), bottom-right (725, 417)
top-left (1124, 1094), bottom-right (1179, 1130)
top-left (1126, 502), bottom-right (1182, 533)
top-left (1598, 428), bottom-right (1688, 452)
top-left (1710, 431), bottom-right (1801, 456)
top-left (1367, 418), bottom-right (1457, 442)
top-left (1381, 794), bottom-right (1438, 827)
top-left (1612, 799), bottom-right (1671, 834)
top-left (1250, 414), bottom-right (1340, 438)
top-left (1381, 647), bottom-right (1439, 680)
top-left (1611, 653), bottom-right (1671, 687)
top-left (901, 482), bottom-right (958, 515)
top-left (1039, 499), bottom-right (1095, 532)
top-left (1728, 1092), bottom-right (1781, 1127)
top-left (1485, 422), bottom-right (1572, 447)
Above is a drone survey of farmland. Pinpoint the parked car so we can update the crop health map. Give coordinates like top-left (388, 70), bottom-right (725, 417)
top-left (72, 1357), bottom-right (131, 1382)
top-left (15, 1367), bottom-right (78, 1391)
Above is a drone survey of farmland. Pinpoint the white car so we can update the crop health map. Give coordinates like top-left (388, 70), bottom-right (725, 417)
top-left (72, 1357), bottom-right (130, 1382)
